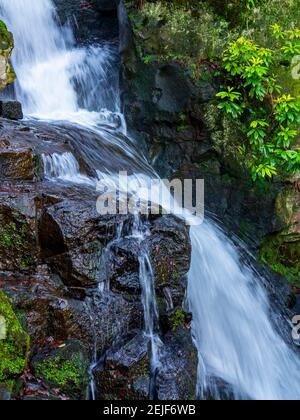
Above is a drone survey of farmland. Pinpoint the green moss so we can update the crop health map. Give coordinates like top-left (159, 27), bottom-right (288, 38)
top-left (170, 308), bottom-right (186, 331)
top-left (0, 209), bottom-right (36, 270)
top-left (35, 353), bottom-right (88, 398)
top-left (0, 20), bottom-right (13, 53)
top-left (0, 291), bottom-right (30, 383)
top-left (260, 234), bottom-right (300, 287)
top-left (0, 223), bottom-right (23, 248)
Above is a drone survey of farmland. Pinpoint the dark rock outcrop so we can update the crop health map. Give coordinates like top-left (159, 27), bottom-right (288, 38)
top-left (117, 1), bottom-right (297, 262)
top-left (54, 0), bottom-right (119, 44)
top-left (0, 118), bottom-right (196, 400)
top-left (0, 101), bottom-right (23, 120)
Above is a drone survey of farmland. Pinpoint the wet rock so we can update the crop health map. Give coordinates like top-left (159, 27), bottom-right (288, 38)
top-left (95, 333), bottom-right (150, 400)
top-left (0, 383), bottom-right (13, 400)
top-left (31, 339), bottom-right (89, 400)
top-left (260, 186), bottom-right (300, 291)
top-left (0, 101), bottom-right (23, 120)
top-left (147, 215), bottom-right (191, 315)
top-left (111, 272), bottom-right (141, 294)
top-left (107, 237), bottom-right (140, 293)
top-left (0, 118), bottom-right (194, 400)
top-left (0, 149), bottom-right (38, 180)
top-left (155, 64), bottom-right (193, 114)
top-left (38, 198), bottom-right (131, 289)
top-left (156, 327), bottom-right (197, 400)
top-left (0, 204), bottom-right (37, 271)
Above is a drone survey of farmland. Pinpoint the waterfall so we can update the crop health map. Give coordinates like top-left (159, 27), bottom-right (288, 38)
top-left (188, 223), bottom-right (300, 400)
top-left (2, 0), bottom-right (300, 400)
top-left (0, 0), bottom-right (122, 128)
top-left (42, 152), bottom-right (96, 186)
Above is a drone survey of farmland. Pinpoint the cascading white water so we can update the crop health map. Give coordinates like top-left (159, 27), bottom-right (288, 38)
top-left (188, 223), bottom-right (300, 400)
top-left (42, 152), bottom-right (96, 186)
top-left (0, 0), bottom-right (123, 129)
top-left (2, 0), bottom-right (300, 401)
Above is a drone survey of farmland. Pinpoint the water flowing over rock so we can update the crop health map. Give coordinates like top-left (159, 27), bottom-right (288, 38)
top-left (0, 0), bottom-right (300, 402)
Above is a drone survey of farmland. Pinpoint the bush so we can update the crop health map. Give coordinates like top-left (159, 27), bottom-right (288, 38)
top-left (216, 30), bottom-right (300, 180)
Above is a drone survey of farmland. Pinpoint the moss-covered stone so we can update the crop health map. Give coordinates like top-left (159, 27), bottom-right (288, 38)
top-left (260, 234), bottom-right (300, 288)
top-left (0, 291), bottom-right (30, 387)
top-left (33, 341), bottom-right (89, 400)
top-left (0, 20), bottom-right (15, 91)
top-left (0, 207), bottom-right (36, 271)
top-left (260, 186), bottom-right (300, 287)
top-left (169, 308), bottom-right (186, 331)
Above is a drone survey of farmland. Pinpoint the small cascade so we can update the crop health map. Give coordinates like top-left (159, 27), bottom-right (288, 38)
top-left (42, 152), bottom-right (96, 186)
top-left (2, 0), bottom-right (300, 401)
top-left (0, 0), bottom-right (124, 131)
top-left (132, 215), bottom-right (163, 399)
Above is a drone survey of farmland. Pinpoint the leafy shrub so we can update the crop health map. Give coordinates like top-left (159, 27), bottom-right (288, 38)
top-left (216, 32), bottom-right (300, 180)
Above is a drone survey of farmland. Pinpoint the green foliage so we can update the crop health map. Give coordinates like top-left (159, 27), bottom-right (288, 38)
top-left (0, 291), bottom-right (30, 383)
top-left (217, 33), bottom-right (300, 180)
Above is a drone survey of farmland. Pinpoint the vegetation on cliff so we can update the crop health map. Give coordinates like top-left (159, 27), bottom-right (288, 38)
top-left (0, 20), bottom-right (15, 90)
top-left (126, 0), bottom-right (300, 180)
top-left (125, 0), bottom-right (300, 286)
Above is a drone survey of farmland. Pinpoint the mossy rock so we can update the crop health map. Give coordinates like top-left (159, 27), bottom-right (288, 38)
top-left (0, 206), bottom-right (36, 271)
top-left (0, 20), bottom-right (15, 90)
top-left (0, 291), bottom-right (30, 388)
top-left (33, 340), bottom-right (89, 400)
top-left (260, 233), bottom-right (300, 288)
top-left (0, 20), bottom-right (13, 54)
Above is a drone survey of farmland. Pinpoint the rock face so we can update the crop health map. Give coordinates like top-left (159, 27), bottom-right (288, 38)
top-left (117, 1), bottom-right (299, 303)
top-left (260, 187), bottom-right (300, 289)
top-left (0, 119), bottom-right (196, 400)
top-left (53, 0), bottom-right (119, 44)
top-left (117, 2), bottom-right (282, 249)
top-left (0, 21), bottom-right (15, 91)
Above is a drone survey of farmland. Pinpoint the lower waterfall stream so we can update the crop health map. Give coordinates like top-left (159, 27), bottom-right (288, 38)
top-left (1, 0), bottom-right (300, 400)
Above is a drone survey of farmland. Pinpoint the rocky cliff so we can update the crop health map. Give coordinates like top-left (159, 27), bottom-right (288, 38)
top-left (118, 0), bottom-right (300, 296)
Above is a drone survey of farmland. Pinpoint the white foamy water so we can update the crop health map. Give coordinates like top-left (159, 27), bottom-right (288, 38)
top-left (2, 0), bottom-right (300, 401)
top-left (42, 152), bottom-right (96, 186)
top-left (0, 0), bottom-right (124, 131)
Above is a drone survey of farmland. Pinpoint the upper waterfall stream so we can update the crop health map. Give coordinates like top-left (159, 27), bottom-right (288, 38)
top-left (1, 0), bottom-right (300, 401)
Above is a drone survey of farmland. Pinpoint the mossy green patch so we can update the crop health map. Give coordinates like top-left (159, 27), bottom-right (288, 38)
top-left (170, 308), bottom-right (186, 331)
top-left (0, 208), bottom-right (36, 270)
top-left (260, 234), bottom-right (300, 288)
top-left (0, 291), bottom-right (30, 383)
top-left (35, 351), bottom-right (88, 399)
top-left (0, 20), bottom-right (13, 53)
top-left (0, 19), bottom-right (15, 90)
